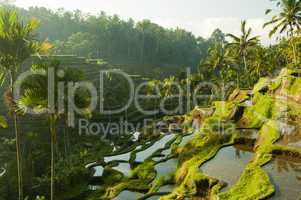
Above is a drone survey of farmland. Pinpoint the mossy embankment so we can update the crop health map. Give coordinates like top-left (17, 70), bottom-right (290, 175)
top-left (161, 68), bottom-right (301, 200)
top-left (89, 68), bottom-right (301, 200)
top-left (215, 68), bottom-right (301, 200)
top-left (217, 120), bottom-right (280, 200)
top-left (102, 160), bottom-right (156, 199)
top-left (160, 133), bottom-right (236, 200)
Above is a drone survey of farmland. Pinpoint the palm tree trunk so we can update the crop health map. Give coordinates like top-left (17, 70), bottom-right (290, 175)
top-left (289, 29), bottom-right (297, 65)
top-left (63, 119), bottom-right (71, 165)
top-left (10, 71), bottom-right (23, 200)
top-left (14, 114), bottom-right (23, 200)
top-left (63, 121), bottom-right (67, 158)
top-left (51, 133), bottom-right (55, 200)
top-left (50, 115), bottom-right (57, 200)
top-left (243, 55), bottom-right (251, 88)
top-left (290, 39), bottom-right (297, 65)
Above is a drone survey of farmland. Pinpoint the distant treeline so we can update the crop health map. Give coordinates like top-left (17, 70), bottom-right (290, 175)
top-left (8, 6), bottom-right (225, 70)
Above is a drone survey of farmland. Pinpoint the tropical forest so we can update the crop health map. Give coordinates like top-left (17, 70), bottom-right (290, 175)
top-left (0, 0), bottom-right (300, 200)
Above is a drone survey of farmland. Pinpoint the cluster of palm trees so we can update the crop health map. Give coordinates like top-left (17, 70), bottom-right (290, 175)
top-left (0, 8), bottom-right (91, 200)
top-left (0, 8), bottom-right (48, 200)
top-left (200, 19), bottom-right (261, 89)
top-left (264, 0), bottom-right (301, 64)
top-left (144, 0), bottom-right (301, 110)
top-left (18, 60), bottom-right (91, 200)
top-left (202, 0), bottom-right (301, 88)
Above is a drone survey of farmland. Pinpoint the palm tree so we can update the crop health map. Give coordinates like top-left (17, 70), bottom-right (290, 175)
top-left (264, 0), bottom-right (301, 64)
top-left (17, 61), bottom-right (90, 200)
top-left (201, 41), bottom-right (242, 90)
top-left (226, 20), bottom-right (259, 88)
top-left (0, 8), bottom-right (50, 200)
top-left (203, 42), bottom-right (231, 79)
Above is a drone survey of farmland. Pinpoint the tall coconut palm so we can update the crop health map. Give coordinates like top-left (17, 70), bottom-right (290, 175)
top-left (226, 20), bottom-right (259, 88)
top-left (17, 61), bottom-right (90, 200)
top-left (264, 0), bottom-right (301, 64)
top-left (0, 8), bottom-right (50, 200)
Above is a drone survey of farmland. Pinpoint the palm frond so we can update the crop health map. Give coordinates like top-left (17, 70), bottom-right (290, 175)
top-left (18, 88), bottom-right (48, 114)
top-left (263, 17), bottom-right (280, 28)
top-left (0, 8), bottom-right (45, 74)
top-left (248, 36), bottom-right (260, 43)
top-left (269, 25), bottom-right (280, 37)
top-left (265, 9), bottom-right (272, 15)
top-left (265, 0), bottom-right (301, 36)
top-left (241, 20), bottom-right (247, 36)
top-left (246, 27), bottom-right (252, 39)
top-left (226, 34), bottom-right (240, 42)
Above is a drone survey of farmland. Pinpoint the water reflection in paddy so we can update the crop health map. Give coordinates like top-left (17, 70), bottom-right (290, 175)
top-left (152, 149), bottom-right (171, 162)
top-left (112, 162), bottom-right (131, 177)
top-left (155, 159), bottom-right (178, 178)
top-left (92, 166), bottom-right (104, 177)
top-left (158, 184), bottom-right (175, 193)
top-left (104, 145), bottom-right (142, 163)
top-left (152, 133), bottom-right (195, 162)
top-left (135, 134), bottom-right (175, 162)
top-left (85, 162), bottom-right (104, 177)
top-left (201, 146), bottom-right (253, 190)
top-left (264, 157), bottom-right (301, 200)
top-left (179, 133), bottom-right (195, 147)
top-left (113, 190), bottom-right (143, 200)
top-left (104, 151), bottom-right (132, 163)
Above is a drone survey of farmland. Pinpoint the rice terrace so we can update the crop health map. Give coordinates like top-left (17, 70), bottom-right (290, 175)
top-left (0, 0), bottom-right (300, 200)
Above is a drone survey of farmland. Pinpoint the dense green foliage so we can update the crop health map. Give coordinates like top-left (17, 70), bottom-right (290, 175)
top-left (6, 6), bottom-right (204, 70)
top-left (0, 0), bottom-right (300, 200)
top-left (0, 7), bottom-right (51, 200)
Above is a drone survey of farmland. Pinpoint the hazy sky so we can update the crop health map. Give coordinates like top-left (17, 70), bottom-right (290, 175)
top-left (13, 0), bottom-right (278, 44)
